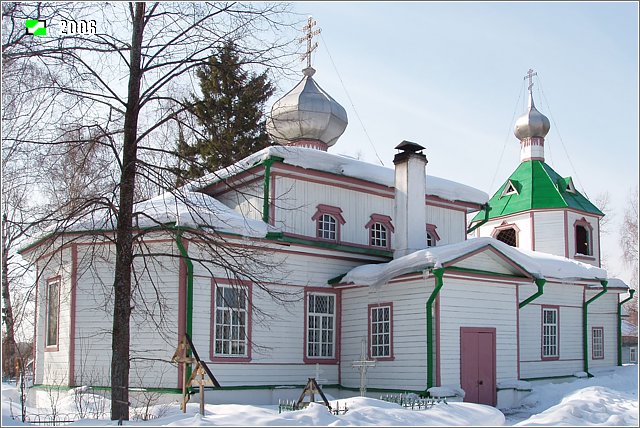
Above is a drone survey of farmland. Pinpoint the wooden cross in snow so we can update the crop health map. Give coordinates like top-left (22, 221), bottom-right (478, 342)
top-left (352, 338), bottom-right (376, 397)
top-left (299, 16), bottom-right (321, 68)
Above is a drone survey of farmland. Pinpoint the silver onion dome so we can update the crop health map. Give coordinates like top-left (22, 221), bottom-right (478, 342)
top-left (514, 91), bottom-right (551, 140)
top-left (266, 67), bottom-right (348, 148)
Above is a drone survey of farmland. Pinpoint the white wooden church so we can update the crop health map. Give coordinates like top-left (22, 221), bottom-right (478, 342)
top-left (22, 38), bottom-right (632, 409)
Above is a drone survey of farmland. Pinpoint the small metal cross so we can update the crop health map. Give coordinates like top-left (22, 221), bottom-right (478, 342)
top-left (352, 338), bottom-right (376, 397)
top-left (299, 16), bottom-right (321, 68)
top-left (524, 68), bottom-right (537, 91)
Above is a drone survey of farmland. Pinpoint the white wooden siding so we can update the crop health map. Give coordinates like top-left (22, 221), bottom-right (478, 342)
top-left (216, 181), bottom-right (264, 222)
top-left (36, 248), bottom-right (73, 386)
top-left (477, 213), bottom-right (532, 251)
top-left (71, 241), bottom-right (181, 389)
top-left (439, 278), bottom-right (518, 387)
top-left (426, 205), bottom-right (466, 245)
top-left (453, 252), bottom-right (520, 275)
top-left (518, 282), bottom-right (584, 379)
top-left (532, 211), bottom-right (566, 255)
top-left (340, 279), bottom-right (432, 391)
top-left (585, 291), bottom-right (618, 368)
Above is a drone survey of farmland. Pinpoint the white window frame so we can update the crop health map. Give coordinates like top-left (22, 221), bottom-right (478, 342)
top-left (45, 278), bottom-right (60, 348)
top-left (370, 222), bottom-right (388, 248)
top-left (306, 293), bottom-right (336, 359)
top-left (630, 347), bottom-right (637, 363)
top-left (542, 307), bottom-right (559, 359)
top-left (318, 213), bottom-right (337, 241)
top-left (213, 283), bottom-right (248, 357)
top-left (370, 305), bottom-right (392, 358)
top-left (592, 327), bottom-right (604, 359)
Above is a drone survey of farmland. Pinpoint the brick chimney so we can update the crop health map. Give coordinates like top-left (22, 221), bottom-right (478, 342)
top-left (393, 140), bottom-right (427, 258)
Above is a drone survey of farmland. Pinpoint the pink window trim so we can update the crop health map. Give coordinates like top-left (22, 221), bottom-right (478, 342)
top-left (365, 214), bottom-right (394, 249)
top-left (573, 217), bottom-right (594, 257)
top-left (491, 221), bottom-right (520, 247)
top-left (541, 305), bottom-right (560, 361)
top-left (367, 302), bottom-right (394, 361)
top-left (311, 204), bottom-right (346, 242)
top-left (591, 327), bottom-right (604, 360)
top-left (210, 278), bottom-right (252, 363)
top-left (44, 276), bottom-right (61, 353)
top-left (303, 287), bottom-right (340, 364)
top-left (426, 223), bottom-right (441, 242)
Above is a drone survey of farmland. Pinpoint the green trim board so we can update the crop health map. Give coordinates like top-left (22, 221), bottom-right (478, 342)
top-left (471, 160), bottom-right (603, 223)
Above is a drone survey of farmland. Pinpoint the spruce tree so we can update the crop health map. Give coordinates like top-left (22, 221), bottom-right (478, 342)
top-left (179, 41), bottom-right (275, 179)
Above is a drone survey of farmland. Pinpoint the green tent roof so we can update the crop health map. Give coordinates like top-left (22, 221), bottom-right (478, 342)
top-left (471, 160), bottom-right (603, 223)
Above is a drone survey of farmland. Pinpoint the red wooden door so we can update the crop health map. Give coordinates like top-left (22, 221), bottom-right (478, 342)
top-left (460, 328), bottom-right (496, 406)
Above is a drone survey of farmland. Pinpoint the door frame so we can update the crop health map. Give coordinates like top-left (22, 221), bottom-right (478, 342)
top-left (459, 327), bottom-right (497, 406)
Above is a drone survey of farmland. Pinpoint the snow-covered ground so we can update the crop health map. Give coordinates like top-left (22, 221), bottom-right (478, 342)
top-left (1, 365), bottom-right (637, 426)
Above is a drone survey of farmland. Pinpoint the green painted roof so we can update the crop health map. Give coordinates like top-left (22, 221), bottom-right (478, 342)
top-left (471, 160), bottom-right (603, 223)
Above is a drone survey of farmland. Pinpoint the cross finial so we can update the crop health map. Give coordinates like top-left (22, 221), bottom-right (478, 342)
top-left (299, 16), bottom-right (321, 68)
top-left (524, 68), bottom-right (537, 92)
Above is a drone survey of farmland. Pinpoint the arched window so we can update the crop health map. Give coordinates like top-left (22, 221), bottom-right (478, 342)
top-left (312, 204), bottom-right (346, 242)
top-left (425, 224), bottom-right (441, 247)
top-left (496, 228), bottom-right (517, 247)
top-left (318, 214), bottom-right (337, 240)
top-left (492, 222), bottom-right (520, 247)
top-left (370, 222), bottom-right (388, 247)
top-left (365, 214), bottom-right (394, 249)
top-left (575, 224), bottom-right (591, 255)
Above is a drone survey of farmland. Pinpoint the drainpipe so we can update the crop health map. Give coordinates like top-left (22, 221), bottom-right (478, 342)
top-left (466, 203), bottom-right (490, 235)
top-left (262, 157), bottom-right (283, 224)
top-left (174, 231), bottom-right (194, 380)
top-left (583, 280), bottom-right (608, 377)
top-left (519, 278), bottom-right (546, 309)
top-left (426, 268), bottom-right (445, 390)
top-left (618, 289), bottom-right (635, 366)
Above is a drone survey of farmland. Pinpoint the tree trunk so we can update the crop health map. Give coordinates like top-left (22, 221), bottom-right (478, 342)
top-left (110, 2), bottom-right (145, 421)
top-left (1, 214), bottom-right (17, 379)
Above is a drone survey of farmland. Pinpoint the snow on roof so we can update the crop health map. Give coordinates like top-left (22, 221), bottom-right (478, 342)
top-left (192, 146), bottom-right (489, 206)
top-left (339, 237), bottom-right (608, 288)
top-left (622, 320), bottom-right (638, 337)
top-left (62, 191), bottom-right (273, 238)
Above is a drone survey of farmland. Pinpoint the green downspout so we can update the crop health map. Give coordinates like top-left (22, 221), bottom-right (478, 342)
top-left (583, 280), bottom-right (608, 377)
top-left (618, 289), bottom-right (636, 366)
top-left (175, 232), bottom-right (193, 380)
top-left (426, 268), bottom-right (445, 391)
top-left (262, 157), bottom-right (283, 224)
top-left (466, 204), bottom-right (490, 235)
top-left (519, 278), bottom-right (546, 309)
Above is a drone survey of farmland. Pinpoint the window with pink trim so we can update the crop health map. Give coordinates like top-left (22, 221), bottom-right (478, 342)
top-left (212, 282), bottom-right (250, 359)
top-left (45, 278), bottom-right (60, 349)
top-left (542, 306), bottom-right (559, 359)
top-left (592, 327), bottom-right (604, 359)
top-left (312, 205), bottom-right (346, 242)
top-left (426, 224), bottom-right (441, 247)
top-left (492, 222), bottom-right (520, 247)
top-left (574, 218), bottom-right (593, 256)
top-left (306, 293), bottom-right (336, 359)
top-left (365, 214), bottom-right (394, 249)
top-left (369, 303), bottom-right (393, 359)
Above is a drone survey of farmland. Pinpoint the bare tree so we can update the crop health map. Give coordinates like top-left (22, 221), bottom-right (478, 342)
top-left (3, 2), bottom-right (299, 420)
top-left (620, 185), bottom-right (638, 324)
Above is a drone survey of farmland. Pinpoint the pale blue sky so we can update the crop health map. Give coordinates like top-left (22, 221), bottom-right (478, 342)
top-left (279, 1), bottom-right (639, 283)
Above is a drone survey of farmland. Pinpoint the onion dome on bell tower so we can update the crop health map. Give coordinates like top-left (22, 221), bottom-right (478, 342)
top-left (514, 69), bottom-right (551, 162)
top-left (266, 17), bottom-right (348, 151)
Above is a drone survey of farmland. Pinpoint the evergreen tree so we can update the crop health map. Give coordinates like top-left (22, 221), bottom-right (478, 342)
top-left (179, 41), bottom-right (275, 180)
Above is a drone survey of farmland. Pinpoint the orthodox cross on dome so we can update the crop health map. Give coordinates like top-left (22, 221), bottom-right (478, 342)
top-left (524, 68), bottom-right (537, 92)
top-left (352, 338), bottom-right (376, 397)
top-left (300, 16), bottom-right (321, 68)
